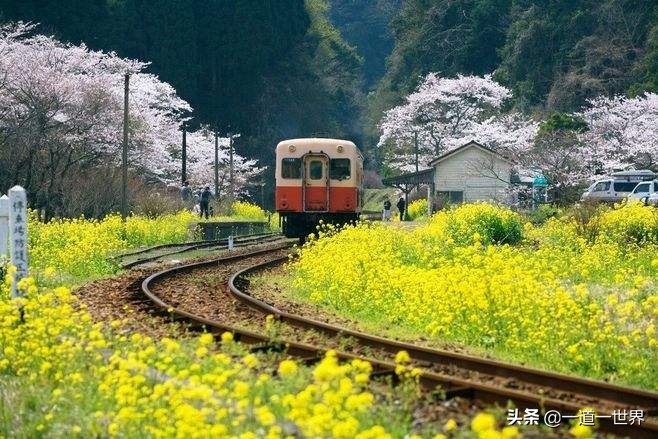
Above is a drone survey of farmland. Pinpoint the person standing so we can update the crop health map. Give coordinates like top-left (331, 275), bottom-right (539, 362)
top-left (180, 181), bottom-right (191, 207)
top-left (200, 186), bottom-right (213, 219)
top-left (396, 197), bottom-right (406, 221)
top-left (382, 198), bottom-right (392, 221)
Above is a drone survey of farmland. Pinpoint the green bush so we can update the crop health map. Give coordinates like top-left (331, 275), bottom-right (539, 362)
top-left (597, 202), bottom-right (658, 244)
top-left (419, 203), bottom-right (524, 246)
top-left (231, 201), bottom-right (267, 220)
top-left (525, 204), bottom-right (562, 225)
top-left (406, 199), bottom-right (428, 220)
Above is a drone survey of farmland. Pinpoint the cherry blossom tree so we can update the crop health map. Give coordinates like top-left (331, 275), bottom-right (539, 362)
top-left (518, 93), bottom-right (658, 204)
top-left (0, 22), bottom-right (258, 216)
top-left (184, 128), bottom-right (263, 196)
top-left (378, 73), bottom-right (537, 172)
top-left (579, 93), bottom-right (658, 172)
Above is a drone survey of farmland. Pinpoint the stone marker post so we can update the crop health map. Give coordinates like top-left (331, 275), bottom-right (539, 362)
top-left (228, 235), bottom-right (234, 251)
top-left (8, 186), bottom-right (28, 298)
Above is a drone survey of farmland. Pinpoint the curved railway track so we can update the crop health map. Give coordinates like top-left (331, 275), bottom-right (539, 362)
top-left (140, 243), bottom-right (658, 438)
top-left (118, 232), bottom-right (282, 269)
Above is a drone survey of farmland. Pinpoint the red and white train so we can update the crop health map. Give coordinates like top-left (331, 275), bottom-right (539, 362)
top-left (275, 138), bottom-right (363, 238)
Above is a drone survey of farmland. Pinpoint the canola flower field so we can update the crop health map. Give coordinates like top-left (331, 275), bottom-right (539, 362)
top-left (28, 211), bottom-right (196, 281)
top-left (292, 203), bottom-right (658, 390)
top-left (0, 276), bottom-right (424, 438)
top-left (0, 276), bottom-right (534, 439)
top-left (27, 201), bottom-right (271, 282)
top-left (0, 204), bottom-right (524, 438)
top-left (0, 202), bottom-right (619, 437)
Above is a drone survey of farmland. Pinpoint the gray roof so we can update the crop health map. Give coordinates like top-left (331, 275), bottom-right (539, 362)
top-left (428, 140), bottom-right (514, 167)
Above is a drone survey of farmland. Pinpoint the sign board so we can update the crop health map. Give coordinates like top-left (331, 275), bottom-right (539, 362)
top-left (533, 175), bottom-right (548, 187)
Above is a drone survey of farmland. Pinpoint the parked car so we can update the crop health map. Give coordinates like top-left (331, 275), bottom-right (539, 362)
top-left (581, 170), bottom-right (656, 203)
top-left (581, 179), bottom-right (643, 203)
top-left (627, 180), bottom-right (658, 205)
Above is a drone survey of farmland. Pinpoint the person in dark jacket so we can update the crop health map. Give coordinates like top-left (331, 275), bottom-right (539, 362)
top-left (382, 198), bottom-right (392, 221)
top-left (396, 197), bottom-right (406, 221)
top-left (200, 186), bottom-right (212, 219)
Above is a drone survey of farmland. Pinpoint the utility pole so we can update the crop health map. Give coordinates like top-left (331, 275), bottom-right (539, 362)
top-left (181, 123), bottom-right (187, 185)
top-left (228, 131), bottom-right (234, 203)
top-left (414, 131), bottom-right (419, 173)
top-left (214, 130), bottom-right (219, 197)
top-left (121, 73), bottom-right (129, 219)
top-left (260, 183), bottom-right (265, 209)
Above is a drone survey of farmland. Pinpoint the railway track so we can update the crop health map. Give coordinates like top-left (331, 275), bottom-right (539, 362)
top-left (140, 243), bottom-right (658, 438)
top-left (118, 232), bottom-right (282, 269)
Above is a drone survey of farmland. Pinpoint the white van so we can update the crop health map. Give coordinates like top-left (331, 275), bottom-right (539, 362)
top-left (627, 180), bottom-right (658, 205)
top-left (581, 170), bottom-right (656, 203)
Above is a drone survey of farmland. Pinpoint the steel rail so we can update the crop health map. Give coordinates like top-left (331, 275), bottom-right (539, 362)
top-left (120, 232), bottom-right (281, 269)
top-left (141, 245), bottom-right (658, 437)
top-left (117, 231), bottom-right (276, 259)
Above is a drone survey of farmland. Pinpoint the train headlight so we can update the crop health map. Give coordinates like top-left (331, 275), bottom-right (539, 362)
top-left (337, 145), bottom-right (344, 153)
top-left (288, 145), bottom-right (296, 152)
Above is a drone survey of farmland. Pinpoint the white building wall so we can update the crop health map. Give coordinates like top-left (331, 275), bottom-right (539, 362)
top-left (433, 147), bottom-right (511, 203)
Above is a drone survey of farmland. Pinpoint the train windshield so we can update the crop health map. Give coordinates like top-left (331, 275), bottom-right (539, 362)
top-left (281, 158), bottom-right (301, 179)
top-left (330, 158), bottom-right (351, 180)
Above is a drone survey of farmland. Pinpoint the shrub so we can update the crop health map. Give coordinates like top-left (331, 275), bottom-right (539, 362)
top-left (420, 203), bottom-right (524, 245)
top-left (525, 204), bottom-right (562, 225)
top-left (406, 199), bottom-right (428, 220)
top-left (134, 192), bottom-right (185, 218)
top-left (597, 202), bottom-right (658, 244)
top-left (565, 201), bottom-right (609, 242)
top-left (231, 201), bottom-right (267, 220)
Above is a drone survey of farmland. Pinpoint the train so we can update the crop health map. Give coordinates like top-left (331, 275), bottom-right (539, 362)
top-left (275, 138), bottom-right (363, 238)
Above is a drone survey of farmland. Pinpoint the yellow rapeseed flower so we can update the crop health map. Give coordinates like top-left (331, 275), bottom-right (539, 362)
top-left (278, 359), bottom-right (298, 377)
top-left (471, 412), bottom-right (496, 433)
top-left (569, 424), bottom-right (593, 438)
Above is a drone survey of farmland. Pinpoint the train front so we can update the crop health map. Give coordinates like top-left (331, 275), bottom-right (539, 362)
top-left (275, 138), bottom-right (363, 239)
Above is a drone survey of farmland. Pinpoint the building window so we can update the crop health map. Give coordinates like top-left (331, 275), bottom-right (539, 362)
top-left (281, 158), bottom-right (301, 179)
top-left (309, 160), bottom-right (323, 180)
top-left (437, 191), bottom-right (464, 204)
top-left (330, 158), bottom-right (351, 180)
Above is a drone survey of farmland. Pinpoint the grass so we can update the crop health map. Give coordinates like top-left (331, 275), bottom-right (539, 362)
top-left (362, 188), bottom-right (398, 212)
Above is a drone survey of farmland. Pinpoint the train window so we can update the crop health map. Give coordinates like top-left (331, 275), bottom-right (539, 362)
top-left (330, 158), bottom-right (351, 180)
top-left (281, 158), bottom-right (301, 179)
top-left (309, 160), bottom-right (323, 180)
